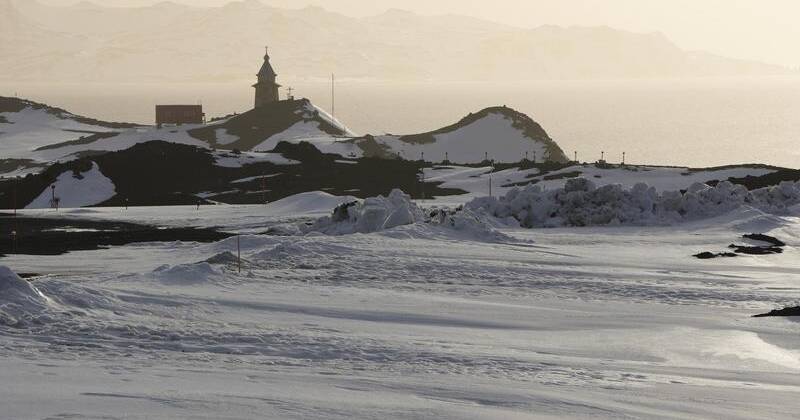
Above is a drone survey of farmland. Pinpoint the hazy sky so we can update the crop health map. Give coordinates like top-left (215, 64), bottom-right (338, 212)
top-left (39, 0), bottom-right (799, 68)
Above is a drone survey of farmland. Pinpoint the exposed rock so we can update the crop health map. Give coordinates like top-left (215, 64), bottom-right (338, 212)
top-left (753, 306), bottom-right (800, 317)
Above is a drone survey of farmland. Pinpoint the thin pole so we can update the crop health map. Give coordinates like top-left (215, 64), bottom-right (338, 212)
top-left (237, 235), bottom-right (241, 273)
top-left (262, 173), bottom-right (267, 205)
top-left (331, 73), bottom-right (335, 118)
top-left (12, 177), bottom-right (17, 217)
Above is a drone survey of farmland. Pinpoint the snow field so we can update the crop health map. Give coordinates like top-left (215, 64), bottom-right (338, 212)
top-left (2, 209), bottom-right (800, 418)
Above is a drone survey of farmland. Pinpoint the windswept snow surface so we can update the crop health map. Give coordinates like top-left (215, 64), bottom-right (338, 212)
top-left (25, 162), bottom-right (116, 209)
top-left (3, 205), bottom-right (800, 418)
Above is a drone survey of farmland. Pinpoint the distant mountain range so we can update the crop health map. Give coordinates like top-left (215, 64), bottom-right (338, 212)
top-left (1, 0), bottom-right (791, 83)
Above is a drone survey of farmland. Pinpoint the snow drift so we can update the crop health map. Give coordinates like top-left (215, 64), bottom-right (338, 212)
top-left (305, 189), bottom-right (426, 235)
top-left (466, 177), bottom-right (800, 228)
top-left (303, 189), bottom-right (512, 241)
top-left (0, 266), bottom-right (51, 327)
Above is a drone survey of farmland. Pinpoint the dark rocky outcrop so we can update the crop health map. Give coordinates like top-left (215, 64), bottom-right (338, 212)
top-left (0, 140), bottom-right (466, 208)
top-left (753, 307), bottom-right (800, 317)
top-left (693, 251), bottom-right (737, 259)
top-left (0, 214), bottom-right (231, 256)
top-left (743, 233), bottom-right (786, 247)
top-left (188, 99), bottom-right (348, 151)
top-left (694, 233), bottom-right (787, 259)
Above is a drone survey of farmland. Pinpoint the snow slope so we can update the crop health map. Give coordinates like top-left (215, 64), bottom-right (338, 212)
top-left (374, 106), bottom-right (569, 163)
top-left (0, 106), bottom-right (119, 158)
top-left (0, 97), bottom-right (350, 173)
top-left (25, 162), bottom-right (116, 209)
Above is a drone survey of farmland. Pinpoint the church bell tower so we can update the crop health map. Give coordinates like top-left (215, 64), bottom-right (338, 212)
top-left (253, 47), bottom-right (281, 108)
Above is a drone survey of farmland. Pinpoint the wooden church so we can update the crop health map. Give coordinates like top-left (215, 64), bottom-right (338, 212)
top-left (253, 47), bottom-right (281, 108)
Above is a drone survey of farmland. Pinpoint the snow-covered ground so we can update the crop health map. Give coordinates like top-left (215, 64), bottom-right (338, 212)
top-left (3, 191), bottom-right (800, 418)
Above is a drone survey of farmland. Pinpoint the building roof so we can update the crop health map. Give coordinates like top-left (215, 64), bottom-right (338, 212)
top-left (257, 48), bottom-right (277, 79)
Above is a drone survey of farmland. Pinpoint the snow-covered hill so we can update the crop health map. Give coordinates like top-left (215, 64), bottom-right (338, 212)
top-left (0, 97), bottom-right (357, 175)
top-left (1, 97), bottom-right (569, 177)
top-left (187, 98), bottom-right (357, 155)
top-left (368, 106), bottom-right (569, 163)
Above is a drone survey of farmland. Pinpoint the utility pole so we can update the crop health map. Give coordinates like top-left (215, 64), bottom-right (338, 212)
top-left (12, 176), bottom-right (17, 217)
top-left (420, 167), bottom-right (425, 201)
top-left (489, 159), bottom-right (494, 198)
top-left (622, 151), bottom-right (626, 165)
top-left (286, 86), bottom-right (294, 100)
top-left (574, 151), bottom-right (578, 163)
top-left (262, 173), bottom-right (268, 204)
top-left (601, 151), bottom-right (605, 162)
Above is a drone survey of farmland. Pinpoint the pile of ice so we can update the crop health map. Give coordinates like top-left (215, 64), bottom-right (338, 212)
top-left (304, 189), bottom-right (426, 235)
top-left (0, 266), bottom-right (51, 327)
top-left (152, 262), bottom-right (225, 285)
top-left (303, 189), bottom-right (511, 241)
top-left (466, 178), bottom-right (800, 228)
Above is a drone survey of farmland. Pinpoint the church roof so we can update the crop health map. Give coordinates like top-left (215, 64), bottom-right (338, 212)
top-left (257, 48), bottom-right (277, 78)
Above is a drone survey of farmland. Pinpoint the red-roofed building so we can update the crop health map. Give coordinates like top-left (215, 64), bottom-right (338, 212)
top-left (155, 105), bottom-right (204, 127)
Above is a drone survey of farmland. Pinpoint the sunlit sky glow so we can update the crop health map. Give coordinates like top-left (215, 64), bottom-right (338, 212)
top-left (38, 0), bottom-right (799, 68)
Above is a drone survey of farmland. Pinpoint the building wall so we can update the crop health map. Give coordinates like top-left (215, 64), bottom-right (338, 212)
top-left (155, 105), bottom-right (204, 125)
top-left (254, 81), bottom-right (279, 108)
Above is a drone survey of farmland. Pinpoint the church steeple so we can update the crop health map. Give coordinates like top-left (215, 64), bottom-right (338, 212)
top-left (257, 46), bottom-right (277, 79)
top-left (253, 46), bottom-right (280, 108)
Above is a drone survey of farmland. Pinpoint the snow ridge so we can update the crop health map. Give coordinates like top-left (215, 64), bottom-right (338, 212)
top-left (467, 177), bottom-right (800, 228)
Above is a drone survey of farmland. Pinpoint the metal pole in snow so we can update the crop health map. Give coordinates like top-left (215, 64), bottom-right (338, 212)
top-left (237, 235), bottom-right (241, 273)
top-left (12, 177), bottom-right (17, 217)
